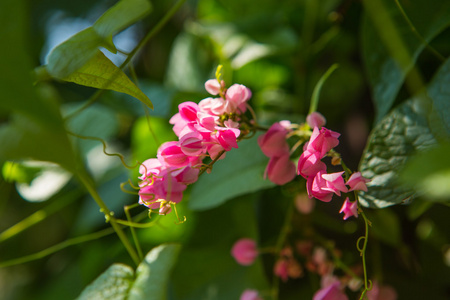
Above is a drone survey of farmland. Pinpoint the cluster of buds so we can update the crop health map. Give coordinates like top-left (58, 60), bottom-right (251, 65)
top-left (138, 73), bottom-right (252, 214)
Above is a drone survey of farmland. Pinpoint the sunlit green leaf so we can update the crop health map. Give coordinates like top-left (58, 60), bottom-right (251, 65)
top-left (63, 51), bottom-right (153, 109)
top-left (77, 264), bottom-right (134, 300)
top-left (358, 97), bottom-right (437, 208)
top-left (362, 0), bottom-right (450, 122)
top-left (1, 161), bottom-right (41, 184)
top-left (46, 27), bottom-right (105, 79)
top-left (400, 142), bottom-right (450, 203)
top-left (189, 134), bottom-right (275, 211)
top-left (128, 244), bottom-right (181, 300)
top-left (93, 0), bottom-right (152, 47)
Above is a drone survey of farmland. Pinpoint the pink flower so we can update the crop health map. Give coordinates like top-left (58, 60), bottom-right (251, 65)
top-left (139, 158), bottom-right (163, 180)
top-left (178, 132), bottom-right (205, 156)
top-left (172, 166), bottom-right (199, 185)
top-left (214, 127), bottom-right (240, 151)
top-left (198, 97), bottom-right (226, 116)
top-left (297, 150), bottom-right (327, 178)
top-left (295, 193), bottom-right (315, 214)
top-left (346, 172), bottom-right (370, 192)
top-left (225, 84), bottom-right (252, 113)
top-left (264, 154), bottom-right (296, 185)
top-left (367, 281), bottom-right (397, 300)
top-left (196, 112), bottom-right (219, 132)
top-left (138, 169), bottom-right (187, 208)
top-left (306, 127), bottom-right (340, 158)
top-left (240, 289), bottom-right (263, 300)
top-left (178, 101), bottom-right (200, 123)
top-left (339, 197), bottom-right (358, 220)
top-left (257, 122), bottom-right (290, 158)
top-left (306, 171), bottom-right (334, 202)
top-left (204, 79), bottom-right (224, 95)
top-left (274, 259), bottom-right (289, 282)
top-left (320, 171), bottom-right (348, 196)
top-left (313, 280), bottom-right (348, 300)
top-left (169, 113), bottom-right (188, 137)
top-left (157, 141), bottom-right (190, 168)
top-left (158, 203), bottom-right (172, 215)
top-left (231, 238), bottom-right (258, 266)
top-left (306, 112), bottom-right (326, 128)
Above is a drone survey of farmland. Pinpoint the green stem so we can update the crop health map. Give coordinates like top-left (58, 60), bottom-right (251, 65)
top-left (309, 64), bottom-right (339, 115)
top-left (76, 171), bottom-right (140, 266)
top-left (0, 227), bottom-right (114, 268)
top-left (125, 204), bottom-right (143, 261)
top-left (357, 199), bottom-right (372, 300)
top-left (0, 188), bottom-right (81, 243)
top-left (363, 0), bottom-right (424, 98)
top-left (394, 0), bottom-right (445, 62)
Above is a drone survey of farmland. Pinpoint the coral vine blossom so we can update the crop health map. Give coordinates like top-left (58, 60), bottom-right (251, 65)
top-left (138, 77), bottom-right (252, 213)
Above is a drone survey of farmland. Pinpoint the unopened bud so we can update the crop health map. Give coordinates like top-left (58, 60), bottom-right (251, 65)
top-left (331, 156), bottom-right (341, 166)
top-left (159, 203), bottom-right (172, 215)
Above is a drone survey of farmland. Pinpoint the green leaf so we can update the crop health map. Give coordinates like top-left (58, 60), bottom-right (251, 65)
top-left (1, 161), bottom-right (42, 184)
top-left (77, 264), bottom-right (134, 300)
top-left (128, 244), bottom-right (181, 300)
top-left (76, 244), bottom-right (181, 300)
top-left (46, 27), bottom-right (105, 79)
top-left (0, 114), bottom-right (77, 171)
top-left (189, 134), bottom-right (275, 211)
top-left (165, 32), bottom-right (209, 92)
top-left (427, 57), bottom-right (450, 138)
top-left (0, 0), bottom-right (66, 129)
top-left (93, 0), bottom-right (152, 47)
top-left (62, 51), bottom-right (153, 109)
top-left (362, 0), bottom-right (450, 123)
top-left (400, 142), bottom-right (450, 203)
top-left (358, 97), bottom-right (437, 208)
top-left (47, 0), bottom-right (151, 78)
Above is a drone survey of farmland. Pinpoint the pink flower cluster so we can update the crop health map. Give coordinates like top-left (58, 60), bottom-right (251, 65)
top-left (258, 112), bottom-right (370, 220)
top-left (296, 125), bottom-right (369, 219)
top-left (138, 79), bottom-right (252, 213)
top-left (257, 121), bottom-right (296, 185)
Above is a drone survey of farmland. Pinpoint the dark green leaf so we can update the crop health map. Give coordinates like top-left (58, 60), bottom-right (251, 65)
top-left (93, 0), bottom-right (152, 46)
top-left (77, 264), bottom-right (134, 300)
top-left (358, 97), bottom-right (437, 208)
top-left (365, 208), bottom-right (401, 247)
top-left (128, 244), bottom-right (181, 300)
top-left (427, 57), bottom-right (450, 138)
top-left (362, 0), bottom-right (450, 122)
top-left (0, 0), bottom-right (65, 129)
top-left (62, 51), bottom-right (153, 109)
top-left (0, 114), bottom-right (77, 171)
top-left (189, 134), bottom-right (275, 211)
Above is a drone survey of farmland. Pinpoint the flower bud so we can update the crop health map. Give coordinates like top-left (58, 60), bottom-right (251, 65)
top-left (231, 238), bottom-right (258, 266)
